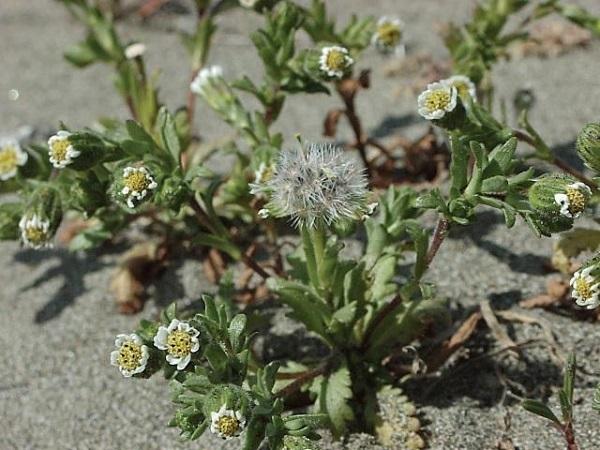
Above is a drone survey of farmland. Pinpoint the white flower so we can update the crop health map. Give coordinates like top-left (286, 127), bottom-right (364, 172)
top-left (48, 131), bottom-right (81, 169)
top-left (554, 182), bottom-right (591, 218)
top-left (153, 319), bottom-right (200, 370)
top-left (442, 75), bottom-right (477, 101)
top-left (125, 42), bottom-right (146, 59)
top-left (252, 143), bottom-right (369, 228)
top-left (570, 266), bottom-right (600, 309)
top-left (319, 46), bottom-right (354, 79)
top-left (120, 166), bottom-right (158, 209)
top-left (190, 66), bottom-right (224, 95)
top-left (417, 81), bottom-right (458, 120)
top-left (19, 214), bottom-right (53, 249)
top-left (239, 0), bottom-right (258, 7)
top-left (210, 404), bottom-right (246, 439)
top-left (0, 138), bottom-right (28, 180)
top-left (110, 333), bottom-right (149, 377)
top-left (372, 16), bottom-right (404, 55)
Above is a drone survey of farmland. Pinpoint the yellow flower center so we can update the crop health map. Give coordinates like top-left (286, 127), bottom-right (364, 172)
top-left (167, 330), bottom-right (192, 358)
top-left (24, 226), bottom-right (49, 245)
top-left (50, 138), bottom-right (70, 162)
top-left (377, 23), bottom-right (401, 47)
top-left (117, 341), bottom-right (143, 371)
top-left (326, 50), bottom-right (347, 71)
top-left (0, 147), bottom-right (18, 175)
top-left (425, 90), bottom-right (451, 112)
top-left (124, 170), bottom-right (151, 193)
top-left (566, 187), bottom-right (587, 215)
top-left (575, 276), bottom-right (593, 300)
top-left (217, 416), bottom-right (240, 437)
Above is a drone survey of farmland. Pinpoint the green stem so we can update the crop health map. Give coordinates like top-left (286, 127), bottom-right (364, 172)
top-left (312, 224), bottom-right (327, 291)
top-left (301, 225), bottom-right (321, 292)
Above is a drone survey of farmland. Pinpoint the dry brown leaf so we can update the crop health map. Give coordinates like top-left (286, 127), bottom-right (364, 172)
top-left (111, 268), bottom-right (145, 314)
top-left (480, 300), bottom-right (519, 358)
top-left (202, 248), bottom-right (225, 284)
top-left (323, 109), bottom-right (344, 137)
top-left (425, 311), bottom-right (482, 372)
top-left (110, 242), bottom-right (167, 314)
top-left (520, 278), bottom-right (569, 309)
top-left (55, 218), bottom-right (92, 246)
top-left (511, 19), bottom-right (591, 59)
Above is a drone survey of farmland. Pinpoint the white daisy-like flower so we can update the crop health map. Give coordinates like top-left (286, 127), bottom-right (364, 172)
top-left (554, 182), bottom-right (591, 218)
top-left (417, 81), bottom-right (458, 120)
top-left (19, 214), bottom-right (53, 249)
top-left (372, 16), bottom-right (404, 55)
top-left (190, 66), bottom-right (224, 96)
top-left (570, 266), bottom-right (600, 309)
top-left (252, 143), bottom-right (369, 228)
top-left (125, 42), bottom-right (146, 59)
top-left (0, 138), bottom-right (28, 180)
top-left (110, 333), bottom-right (149, 377)
top-left (319, 46), bottom-right (354, 79)
top-left (153, 319), bottom-right (200, 370)
top-left (120, 166), bottom-right (158, 209)
top-left (48, 131), bottom-right (81, 169)
top-left (210, 404), bottom-right (246, 439)
top-left (442, 75), bottom-right (477, 101)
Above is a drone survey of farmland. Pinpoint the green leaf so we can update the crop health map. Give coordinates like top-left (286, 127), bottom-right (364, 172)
top-left (157, 107), bottom-right (182, 164)
top-left (328, 302), bottom-right (357, 333)
top-left (243, 416), bottom-right (266, 450)
top-left (318, 363), bottom-right (354, 435)
top-left (68, 223), bottom-right (112, 251)
top-left (126, 120), bottom-right (155, 144)
top-left (488, 137), bottom-right (517, 173)
top-left (267, 278), bottom-right (331, 339)
top-left (161, 303), bottom-right (178, 324)
top-left (522, 400), bottom-right (560, 424)
top-left (204, 342), bottom-right (228, 374)
top-left (449, 133), bottom-right (469, 197)
top-left (228, 314), bottom-right (247, 353)
top-left (64, 40), bottom-right (100, 67)
top-left (192, 232), bottom-right (242, 260)
top-left (481, 175), bottom-right (508, 193)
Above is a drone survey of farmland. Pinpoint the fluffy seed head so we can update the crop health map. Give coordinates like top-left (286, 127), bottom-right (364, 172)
top-left (252, 143), bottom-right (369, 228)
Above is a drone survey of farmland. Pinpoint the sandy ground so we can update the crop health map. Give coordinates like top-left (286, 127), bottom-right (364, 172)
top-left (2, 0), bottom-right (600, 448)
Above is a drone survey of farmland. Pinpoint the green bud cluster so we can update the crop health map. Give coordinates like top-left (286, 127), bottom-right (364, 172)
top-left (576, 122), bottom-right (600, 173)
top-left (528, 174), bottom-right (591, 235)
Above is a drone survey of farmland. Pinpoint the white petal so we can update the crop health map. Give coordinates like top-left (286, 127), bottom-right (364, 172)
top-left (177, 354), bottom-right (191, 370)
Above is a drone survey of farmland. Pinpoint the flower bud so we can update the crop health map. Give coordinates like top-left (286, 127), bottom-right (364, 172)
top-left (576, 122), bottom-right (600, 173)
top-left (19, 187), bottom-right (62, 249)
top-left (157, 176), bottom-right (188, 210)
top-left (305, 46), bottom-right (354, 81)
top-left (110, 164), bottom-right (158, 210)
top-left (203, 385), bottom-right (250, 440)
top-left (528, 174), bottom-right (591, 220)
top-left (48, 131), bottom-right (105, 171)
top-left (570, 256), bottom-right (600, 309)
top-left (70, 176), bottom-right (109, 217)
top-left (202, 384), bottom-right (250, 419)
top-left (528, 212), bottom-right (574, 236)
